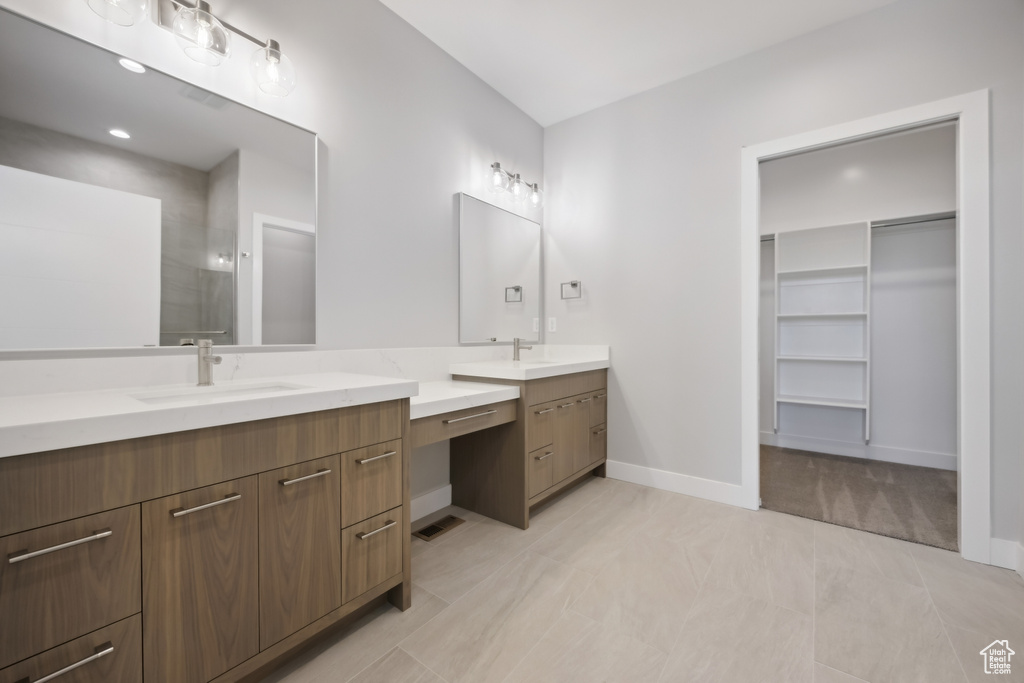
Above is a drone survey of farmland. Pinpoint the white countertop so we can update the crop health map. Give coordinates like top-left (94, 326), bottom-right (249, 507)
top-left (409, 380), bottom-right (520, 420)
top-left (449, 347), bottom-right (610, 381)
top-left (0, 372), bottom-right (417, 459)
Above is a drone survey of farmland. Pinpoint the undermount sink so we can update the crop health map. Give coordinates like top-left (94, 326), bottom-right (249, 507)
top-left (131, 382), bottom-right (309, 405)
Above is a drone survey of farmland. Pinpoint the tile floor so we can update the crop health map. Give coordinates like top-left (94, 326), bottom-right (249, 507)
top-left (262, 476), bottom-right (1024, 683)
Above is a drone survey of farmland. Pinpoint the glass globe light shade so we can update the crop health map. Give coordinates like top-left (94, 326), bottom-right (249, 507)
top-left (510, 173), bottom-right (529, 203)
top-left (86, 0), bottom-right (148, 27)
top-left (173, 1), bottom-right (230, 66)
top-left (528, 183), bottom-right (543, 208)
top-left (487, 162), bottom-right (510, 194)
top-left (251, 40), bottom-right (297, 97)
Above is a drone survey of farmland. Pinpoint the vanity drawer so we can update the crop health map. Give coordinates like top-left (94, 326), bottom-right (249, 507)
top-left (409, 400), bottom-right (516, 448)
top-left (590, 390), bottom-right (608, 428)
top-left (528, 445), bottom-right (555, 498)
top-left (0, 614), bottom-right (142, 683)
top-left (341, 440), bottom-right (403, 527)
top-left (0, 506), bottom-right (141, 669)
top-left (342, 508), bottom-right (403, 604)
top-left (527, 399), bottom-right (558, 452)
top-left (590, 423), bottom-right (608, 466)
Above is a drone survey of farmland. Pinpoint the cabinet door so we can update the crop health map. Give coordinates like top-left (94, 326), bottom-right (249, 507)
top-left (590, 390), bottom-right (607, 428)
top-left (552, 398), bottom-right (577, 483)
top-left (528, 445), bottom-right (555, 498)
top-left (259, 455), bottom-right (341, 650)
top-left (573, 394), bottom-right (593, 473)
top-left (0, 614), bottom-right (141, 683)
top-left (590, 423), bottom-right (608, 466)
top-left (0, 506), bottom-right (140, 669)
top-left (142, 477), bottom-right (259, 683)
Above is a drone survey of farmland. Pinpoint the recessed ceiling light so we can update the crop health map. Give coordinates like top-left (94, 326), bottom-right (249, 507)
top-left (118, 57), bottom-right (146, 74)
top-left (109, 129), bottom-right (131, 139)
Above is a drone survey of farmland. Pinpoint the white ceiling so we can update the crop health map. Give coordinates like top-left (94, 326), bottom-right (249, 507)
top-left (377, 0), bottom-right (900, 126)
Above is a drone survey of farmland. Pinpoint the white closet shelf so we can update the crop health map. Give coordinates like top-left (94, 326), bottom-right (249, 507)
top-left (776, 355), bottom-right (867, 363)
top-left (777, 264), bottom-right (868, 277)
top-left (776, 395), bottom-right (868, 409)
top-left (776, 312), bottom-right (867, 319)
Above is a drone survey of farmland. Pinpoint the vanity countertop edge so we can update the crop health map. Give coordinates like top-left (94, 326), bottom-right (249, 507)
top-left (0, 371), bottom-right (418, 459)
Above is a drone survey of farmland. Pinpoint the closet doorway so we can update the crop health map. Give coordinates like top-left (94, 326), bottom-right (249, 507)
top-left (757, 124), bottom-right (957, 549)
top-left (738, 91), bottom-right (992, 564)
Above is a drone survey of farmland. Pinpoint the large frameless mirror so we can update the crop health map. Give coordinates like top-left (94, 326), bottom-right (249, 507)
top-left (458, 193), bottom-right (541, 344)
top-left (0, 8), bottom-right (317, 350)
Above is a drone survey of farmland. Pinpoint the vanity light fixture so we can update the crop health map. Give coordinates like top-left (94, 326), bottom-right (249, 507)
top-left (109, 128), bottom-right (131, 139)
top-left (118, 57), bottom-right (147, 73)
top-left (486, 162), bottom-right (543, 208)
top-left (91, 0), bottom-right (299, 97)
top-left (87, 0), bottom-right (148, 27)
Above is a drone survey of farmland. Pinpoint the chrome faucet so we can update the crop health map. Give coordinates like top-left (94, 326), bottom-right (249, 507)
top-left (513, 337), bottom-right (533, 361)
top-left (197, 339), bottom-right (222, 386)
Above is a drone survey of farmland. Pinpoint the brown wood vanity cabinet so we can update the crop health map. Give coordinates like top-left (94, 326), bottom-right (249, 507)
top-left (451, 369), bottom-right (608, 529)
top-left (0, 399), bottom-right (411, 683)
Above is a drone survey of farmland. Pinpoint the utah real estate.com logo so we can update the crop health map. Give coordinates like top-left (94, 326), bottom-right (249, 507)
top-left (980, 640), bottom-right (1014, 675)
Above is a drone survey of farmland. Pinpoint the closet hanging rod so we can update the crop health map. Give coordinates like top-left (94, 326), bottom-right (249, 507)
top-left (760, 211), bottom-right (957, 242)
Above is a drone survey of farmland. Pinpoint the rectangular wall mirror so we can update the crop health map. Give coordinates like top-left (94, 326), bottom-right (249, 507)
top-left (458, 193), bottom-right (541, 344)
top-left (0, 8), bottom-right (317, 351)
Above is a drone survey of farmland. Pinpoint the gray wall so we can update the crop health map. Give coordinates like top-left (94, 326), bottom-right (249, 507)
top-left (544, 0), bottom-right (1023, 540)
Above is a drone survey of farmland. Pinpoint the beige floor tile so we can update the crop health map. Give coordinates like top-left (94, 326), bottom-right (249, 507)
top-left (400, 551), bottom-right (588, 683)
top-left (943, 622), bottom-right (1024, 682)
top-left (703, 512), bottom-right (814, 615)
top-left (814, 561), bottom-right (965, 682)
top-left (571, 532), bottom-right (703, 652)
top-left (814, 663), bottom-right (869, 682)
top-left (529, 480), bottom-right (675, 575)
top-left (410, 505), bottom-right (488, 559)
top-left (338, 647), bottom-right (444, 683)
top-left (505, 610), bottom-right (667, 683)
top-left (266, 583), bottom-right (449, 683)
top-left (814, 522), bottom-right (923, 587)
top-left (638, 493), bottom-right (741, 582)
top-left (659, 585), bottom-right (813, 682)
top-left (911, 543), bottom-right (1024, 638)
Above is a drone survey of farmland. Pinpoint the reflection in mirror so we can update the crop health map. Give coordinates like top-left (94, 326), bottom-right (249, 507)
top-left (459, 194), bottom-right (541, 344)
top-left (0, 8), bottom-right (317, 350)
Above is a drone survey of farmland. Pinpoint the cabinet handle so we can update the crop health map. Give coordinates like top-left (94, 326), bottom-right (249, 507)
top-left (8, 528), bottom-right (112, 564)
top-left (559, 403), bottom-right (574, 409)
top-left (578, 398), bottom-right (592, 403)
top-left (356, 520), bottom-right (396, 539)
top-left (33, 642), bottom-right (114, 683)
top-left (356, 451), bottom-right (397, 465)
top-left (596, 393), bottom-right (607, 398)
top-left (280, 468), bottom-right (332, 486)
top-left (444, 409), bottom-right (497, 424)
top-left (534, 408), bottom-right (555, 415)
top-left (535, 451), bottom-right (553, 461)
top-left (171, 493), bottom-right (241, 518)
top-left (593, 428), bottom-right (607, 435)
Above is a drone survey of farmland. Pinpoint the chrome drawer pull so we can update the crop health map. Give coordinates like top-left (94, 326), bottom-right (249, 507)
top-left (356, 520), bottom-right (397, 540)
top-left (559, 403), bottom-right (574, 409)
top-left (444, 409), bottom-right (497, 424)
top-left (596, 393), bottom-right (607, 398)
top-left (578, 398), bottom-right (592, 403)
top-left (280, 469), bottom-right (332, 486)
top-left (8, 528), bottom-right (112, 564)
top-left (535, 408), bottom-right (555, 415)
top-left (356, 451), bottom-right (397, 465)
top-left (535, 452), bottom-right (553, 461)
top-left (171, 493), bottom-right (241, 518)
top-left (34, 642), bottom-right (114, 683)
top-left (594, 428), bottom-right (607, 435)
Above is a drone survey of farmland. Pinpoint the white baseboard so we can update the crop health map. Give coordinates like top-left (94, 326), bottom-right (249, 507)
top-left (606, 460), bottom-right (754, 509)
top-left (989, 538), bottom-right (1018, 571)
top-left (410, 485), bottom-right (452, 524)
top-left (760, 431), bottom-right (956, 471)
top-left (1017, 544), bottom-right (1024, 582)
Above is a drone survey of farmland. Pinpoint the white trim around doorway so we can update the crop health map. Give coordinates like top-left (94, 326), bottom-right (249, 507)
top-left (739, 90), bottom-right (991, 564)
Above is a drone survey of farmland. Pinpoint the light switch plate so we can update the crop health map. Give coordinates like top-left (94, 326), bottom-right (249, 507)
top-left (533, 318), bottom-right (539, 332)
top-left (548, 317), bottom-right (557, 332)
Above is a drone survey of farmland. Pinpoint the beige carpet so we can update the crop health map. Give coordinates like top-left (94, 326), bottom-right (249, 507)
top-left (760, 445), bottom-right (958, 551)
